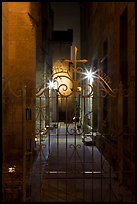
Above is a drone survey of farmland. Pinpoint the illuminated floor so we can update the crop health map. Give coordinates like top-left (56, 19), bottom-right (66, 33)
top-left (31, 124), bottom-right (134, 202)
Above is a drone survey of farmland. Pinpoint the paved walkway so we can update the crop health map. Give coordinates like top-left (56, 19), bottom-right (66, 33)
top-left (31, 124), bottom-right (135, 202)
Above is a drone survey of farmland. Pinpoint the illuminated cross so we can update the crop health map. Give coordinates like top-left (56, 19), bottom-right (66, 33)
top-left (64, 46), bottom-right (88, 82)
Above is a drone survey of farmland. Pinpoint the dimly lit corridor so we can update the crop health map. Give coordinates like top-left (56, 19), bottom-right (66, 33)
top-left (2, 2), bottom-right (135, 202)
top-left (30, 124), bottom-right (134, 202)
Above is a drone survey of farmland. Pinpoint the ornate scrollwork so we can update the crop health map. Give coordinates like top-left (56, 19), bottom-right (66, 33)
top-left (49, 47), bottom-right (116, 98)
top-left (67, 122), bottom-right (83, 135)
top-left (53, 74), bottom-right (74, 97)
top-left (50, 67), bottom-right (115, 98)
top-left (68, 144), bottom-right (83, 173)
top-left (2, 76), bottom-right (22, 97)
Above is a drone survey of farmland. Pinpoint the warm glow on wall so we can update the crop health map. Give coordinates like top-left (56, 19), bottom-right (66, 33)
top-left (51, 60), bottom-right (73, 96)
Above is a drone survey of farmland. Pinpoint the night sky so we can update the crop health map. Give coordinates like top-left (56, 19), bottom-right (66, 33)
top-left (50, 2), bottom-right (81, 58)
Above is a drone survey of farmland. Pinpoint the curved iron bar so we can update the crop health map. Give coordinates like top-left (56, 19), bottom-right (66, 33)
top-left (69, 144), bottom-right (81, 149)
top-left (67, 122), bottom-right (83, 135)
top-left (95, 74), bottom-right (115, 97)
top-left (68, 144), bottom-right (83, 172)
top-left (35, 105), bottom-right (46, 121)
top-left (80, 83), bottom-right (94, 98)
top-left (53, 74), bottom-right (74, 97)
top-left (2, 78), bottom-right (22, 97)
top-left (35, 82), bottom-right (48, 97)
top-left (31, 59), bottom-right (117, 99)
top-left (69, 144), bottom-right (82, 161)
top-left (51, 63), bottom-right (116, 98)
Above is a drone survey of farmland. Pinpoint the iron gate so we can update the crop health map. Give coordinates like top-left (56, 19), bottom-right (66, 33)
top-left (32, 97), bottom-right (116, 202)
top-left (2, 47), bottom-right (135, 202)
top-left (30, 48), bottom-right (135, 202)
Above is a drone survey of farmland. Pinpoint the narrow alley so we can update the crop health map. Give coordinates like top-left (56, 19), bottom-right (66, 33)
top-left (2, 2), bottom-right (135, 202)
top-left (30, 124), bottom-right (133, 202)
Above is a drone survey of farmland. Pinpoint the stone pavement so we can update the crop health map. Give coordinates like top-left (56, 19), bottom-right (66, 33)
top-left (31, 124), bottom-right (135, 202)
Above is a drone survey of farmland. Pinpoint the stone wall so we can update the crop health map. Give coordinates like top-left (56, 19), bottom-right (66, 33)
top-left (80, 2), bottom-right (135, 193)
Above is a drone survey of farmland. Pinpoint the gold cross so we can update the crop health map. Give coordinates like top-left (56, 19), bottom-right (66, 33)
top-left (64, 47), bottom-right (88, 82)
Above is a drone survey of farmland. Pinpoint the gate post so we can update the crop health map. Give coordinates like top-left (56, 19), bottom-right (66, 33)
top-left (117, 81), bottom-right (124, 201)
